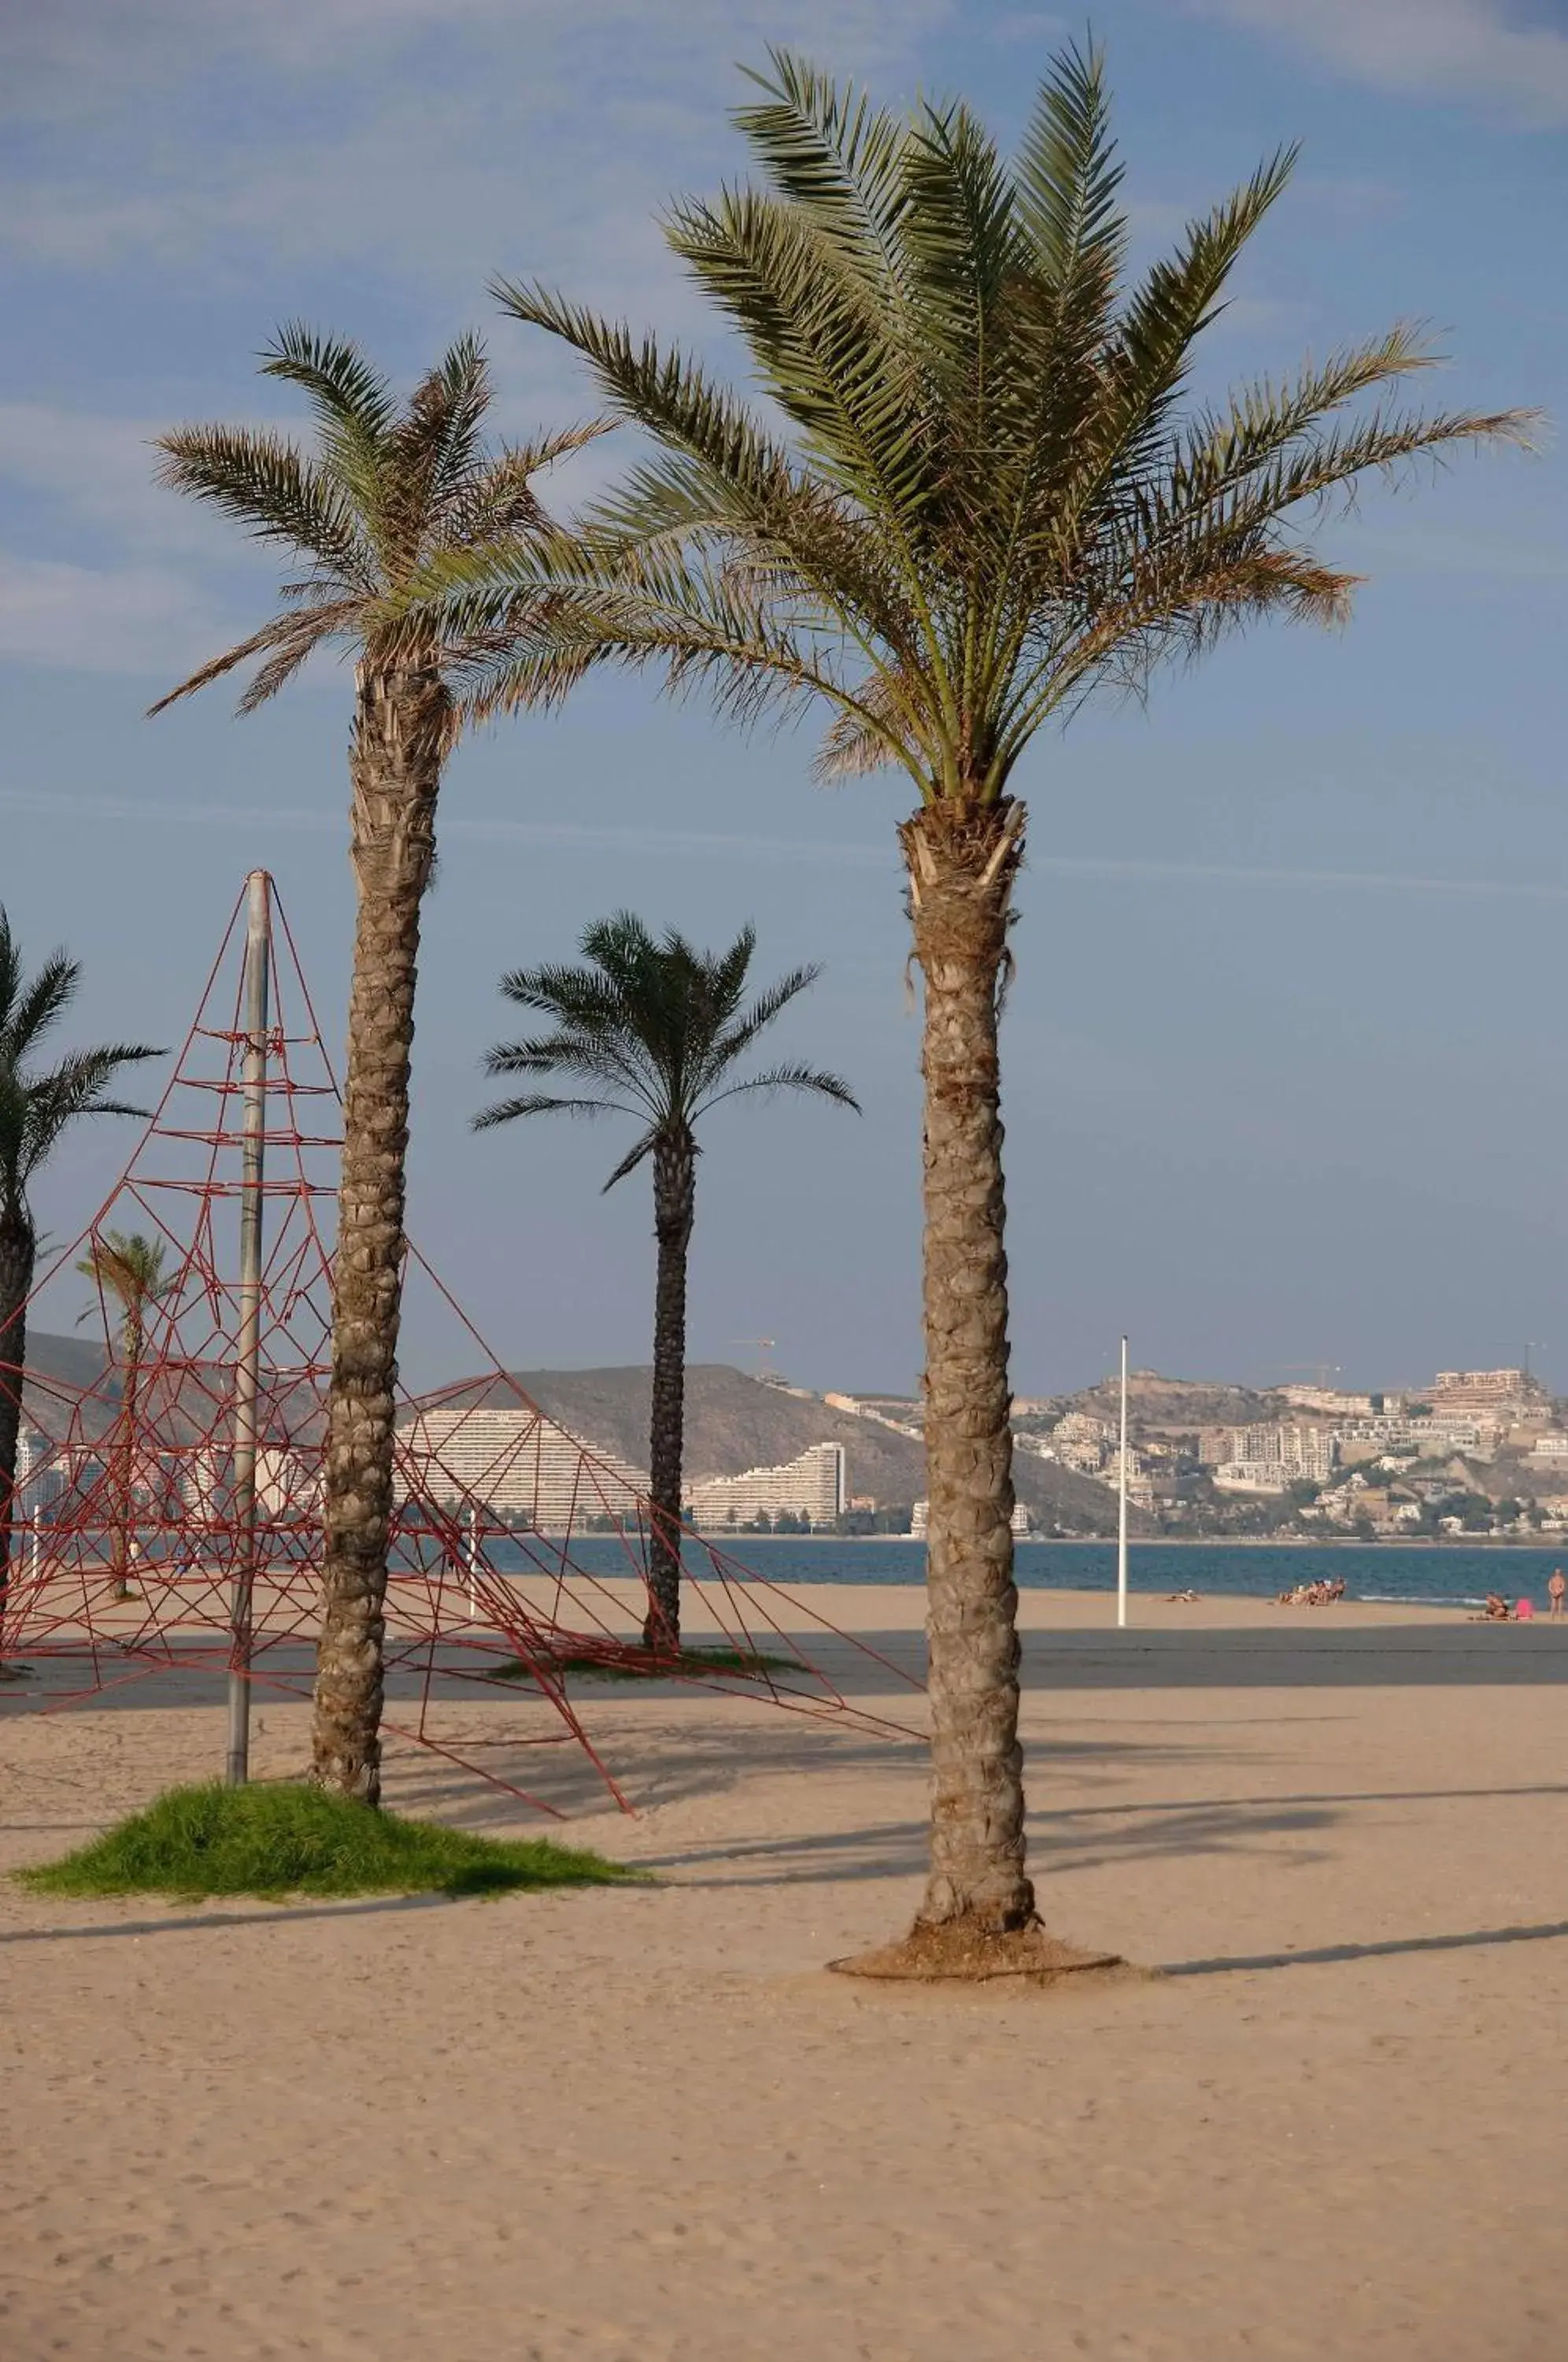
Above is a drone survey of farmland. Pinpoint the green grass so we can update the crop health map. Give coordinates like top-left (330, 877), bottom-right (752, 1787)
top-left (15, 1781), bottom-right (641, 1902)
top-left (497, 1641), bottom-right (801, 1684)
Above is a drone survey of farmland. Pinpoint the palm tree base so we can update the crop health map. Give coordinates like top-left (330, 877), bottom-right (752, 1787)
top-left (828, 1919), bottom-right (1125, 1985)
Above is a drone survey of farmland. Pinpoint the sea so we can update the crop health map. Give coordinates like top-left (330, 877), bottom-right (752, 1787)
top-left (550, 1535), bottom-right (1567, 1612)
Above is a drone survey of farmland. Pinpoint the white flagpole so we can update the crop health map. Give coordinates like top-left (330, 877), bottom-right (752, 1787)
top-left (1117, 1335), bottom-right (1129, 1630)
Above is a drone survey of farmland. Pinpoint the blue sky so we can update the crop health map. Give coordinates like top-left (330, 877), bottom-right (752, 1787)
top-left (2, 0), bottom-right (1564, 1398)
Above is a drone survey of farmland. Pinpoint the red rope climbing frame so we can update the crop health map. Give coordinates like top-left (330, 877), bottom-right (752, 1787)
top-left (0, 879), bottom-right (919, 1812)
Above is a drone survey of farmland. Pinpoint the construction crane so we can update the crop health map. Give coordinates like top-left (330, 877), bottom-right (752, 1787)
top-left (731, 1336), bottom-right (778, 1382)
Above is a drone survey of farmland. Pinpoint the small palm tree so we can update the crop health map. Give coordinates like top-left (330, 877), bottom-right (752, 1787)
top-left (151, 327), bottom-right (601, 1801)
top-left (0, 916), bottom-right (160, 1601)
top-left (76, 1231), bottom-right (179, 1596)
top-left (475, 913), bottom-right (856, 1645)
top-left (416, 41), bottom-right (1533, 1963)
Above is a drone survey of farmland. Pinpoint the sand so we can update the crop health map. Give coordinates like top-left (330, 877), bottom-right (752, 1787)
top-left (3, 1585), bottom-right (1566, 2361)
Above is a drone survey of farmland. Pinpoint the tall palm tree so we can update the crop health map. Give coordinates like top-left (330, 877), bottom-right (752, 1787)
top-left (151, 327), bottom-right (600, 1802)
top-left (76, 1230), bottom-right (179, 1597)
top-left (0, 916), bottom-right (160, 1605)
top-left (411, 44), bottom-right (1531, 1962)
top-left (475, 912), bottom-right (856, 1646)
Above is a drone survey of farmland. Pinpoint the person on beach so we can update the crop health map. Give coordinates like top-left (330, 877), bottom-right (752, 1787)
top-left (1516, 1596), bottom-right (1535, 1621)
top-left (1549, 1569), bottom-right (1566, 1617)
top-left (1481, 1593), bottom-right (1511, 1621)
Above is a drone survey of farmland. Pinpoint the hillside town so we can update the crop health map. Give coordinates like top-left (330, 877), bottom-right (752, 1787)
top-left (827, 1364), bottom-right (1568, 1541)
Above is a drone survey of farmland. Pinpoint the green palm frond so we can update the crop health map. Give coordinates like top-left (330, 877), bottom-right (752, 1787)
top-left (733, 49), bottom-right (912, 303)
top-left (153, 428), bottom-right (371, 583)
top-left (261, 323), bottom-right (396, 528)
top-left (1014, 40), bottom-right (1124, 301)
top-left (457, 39), bottom-right (1533, 804)
top-left (0, 913), bottom-right (160, 1218)
top-left (0, 939), bottom-right (80, 1064)
top-left (153, 329), bottom-right (597, 723)
top-left (700, 1061), bottom-right (860, 1113)
top-left (475, 912), bottom-right (856, 1183)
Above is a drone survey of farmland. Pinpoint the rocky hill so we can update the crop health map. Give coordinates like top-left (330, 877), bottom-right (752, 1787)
top-left (439, 1363), bottom-right (1133, 1536)
top-left (1025, 1369), bottom-right (1281, 1438)
top-left (9, 1329), bottom-right (115, 1435)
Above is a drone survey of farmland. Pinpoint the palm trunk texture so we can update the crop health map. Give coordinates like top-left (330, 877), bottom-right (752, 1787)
top-left (312, 661), bottom-right (446, 1802)
top-left (645, 1131), bottom-right (694, 1649)
top-left (113, 1312), bottom-right (142, 1598)
top-left (0, 1210), bottom-right (33, 1611)
top-left (899, 796), bottom-right (1037, 1937)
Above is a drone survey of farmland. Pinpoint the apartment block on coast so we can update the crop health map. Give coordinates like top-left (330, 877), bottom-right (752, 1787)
top-left (687, 1442), bottom-right (845, 1531)
top-left (1203, 1420), bottom-right (1339, 1494)
top-left (396, 1405), bottom-right (648, 1530)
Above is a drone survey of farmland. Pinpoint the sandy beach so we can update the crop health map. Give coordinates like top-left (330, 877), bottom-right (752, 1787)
top-left (3, 1583), bottom-right (1566, 2361)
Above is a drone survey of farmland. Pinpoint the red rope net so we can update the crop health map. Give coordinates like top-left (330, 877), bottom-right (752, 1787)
top-left (0, 878), bottom-right (917, 1813)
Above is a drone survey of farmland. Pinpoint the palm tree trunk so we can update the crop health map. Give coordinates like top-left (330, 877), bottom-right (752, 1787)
top-left (645, 1131), bottom-right (694, 1649)
top-left (112, 1311), bottom-right (142, 1598)
top-left (0, 1207), bottom-right (34, 1612)
top-left (898, 795), bottom-right (1036, 1938)
top-left (312, 659), bottom-right (448, 1803)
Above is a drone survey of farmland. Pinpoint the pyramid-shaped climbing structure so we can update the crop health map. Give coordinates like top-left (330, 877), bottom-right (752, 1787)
top-left (0, 876), bottom-right (916, 1812)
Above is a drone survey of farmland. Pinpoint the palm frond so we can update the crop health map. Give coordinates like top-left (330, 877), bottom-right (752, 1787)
top-left (1014, 39), bottom-right (1125, 297)
top-left (153, 428), bottom-right (371, 583)
top-left (0, 938), bottom-right (80, 1061)
top-left (476, 914), bottom-right (853, 1178)
top-left (734, 49), bottom-right (912, 304)
top-left (472, 1091), bottom-right (638, 1131)
top-left (261, 322), bottom-right (395, 528)
top-left (701, 1063), bottom-right (860, 1113)
top-left (149, 600), bottom-right (362, 717)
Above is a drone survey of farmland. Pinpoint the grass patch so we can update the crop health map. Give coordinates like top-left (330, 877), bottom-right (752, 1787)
top-left (15, 1781), bottom-right (641, 1902)
top-left (497, 1641), bottom-right (802, 1684)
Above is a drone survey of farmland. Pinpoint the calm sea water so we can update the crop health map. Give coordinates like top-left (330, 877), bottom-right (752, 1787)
top-left (548, 1535), bottom-right (1568, 1611)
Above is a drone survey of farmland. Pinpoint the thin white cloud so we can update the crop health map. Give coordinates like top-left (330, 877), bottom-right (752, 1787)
top-left (1187, 0), bottom-right (1568, 124)
top-left (0, 555), bottom-right (219, 674)
top-left (3, 790), bottom-right (1566, 907)
top-left (0, 0), bottom-right (948, 285)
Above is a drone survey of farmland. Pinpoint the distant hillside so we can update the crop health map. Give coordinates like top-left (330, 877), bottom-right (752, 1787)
top-left (9, 1330), bottom-right (116, 1435)
top-left (433, 1363), bottom-right (1132, 1536)
top-left (1034, 1370), bottom-right (1281, 1438)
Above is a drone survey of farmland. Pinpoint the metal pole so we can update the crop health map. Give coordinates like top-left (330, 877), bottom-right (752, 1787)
top-left (226, 872), bottom-right (271, 1786)
top-left (465, 1505), bottom-right (479, 1623)
top-left (29, 1504), bottom-right (40, 1583)
top-left (1117, 1334), bottom-right (1129, 1630)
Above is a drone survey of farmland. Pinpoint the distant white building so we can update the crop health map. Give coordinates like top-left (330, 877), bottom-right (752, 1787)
top-left (1202, 1423), bottom-right (1337, 1487)
top-left (13, 1426), bottom-right (61, 1516)
top-left (1049, 1410), bottom-right (1114, 1473)
top-left (397, 1405), bottom-right (647, 1531)
top-left (689, 1442), bottom-right (845, 1530)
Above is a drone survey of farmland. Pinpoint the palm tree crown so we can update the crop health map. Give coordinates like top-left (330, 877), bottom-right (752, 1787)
top-left (0, 918), bottom-right (160, 1233)
top-left (76, 1230), bottom-right (179, 1356)
top-left (416, 42), bottom-right (1531, 791)
top-left (151, 325), bottom-right (600, 719)
top-left (476, 911), bottom-right (857, 1177)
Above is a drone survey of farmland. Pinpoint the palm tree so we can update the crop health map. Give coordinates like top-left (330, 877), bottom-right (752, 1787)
top-left (412, 44), bottom-right (1531, 1963)
top-left (0, 916), bottom-right (160, 1605)
top-left (76, 1230), bottom-right (179, 1597)
top-left (150, 327), bottom-right (600, 1802)
top-left (475, 912), bottom-right (856, 1646)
